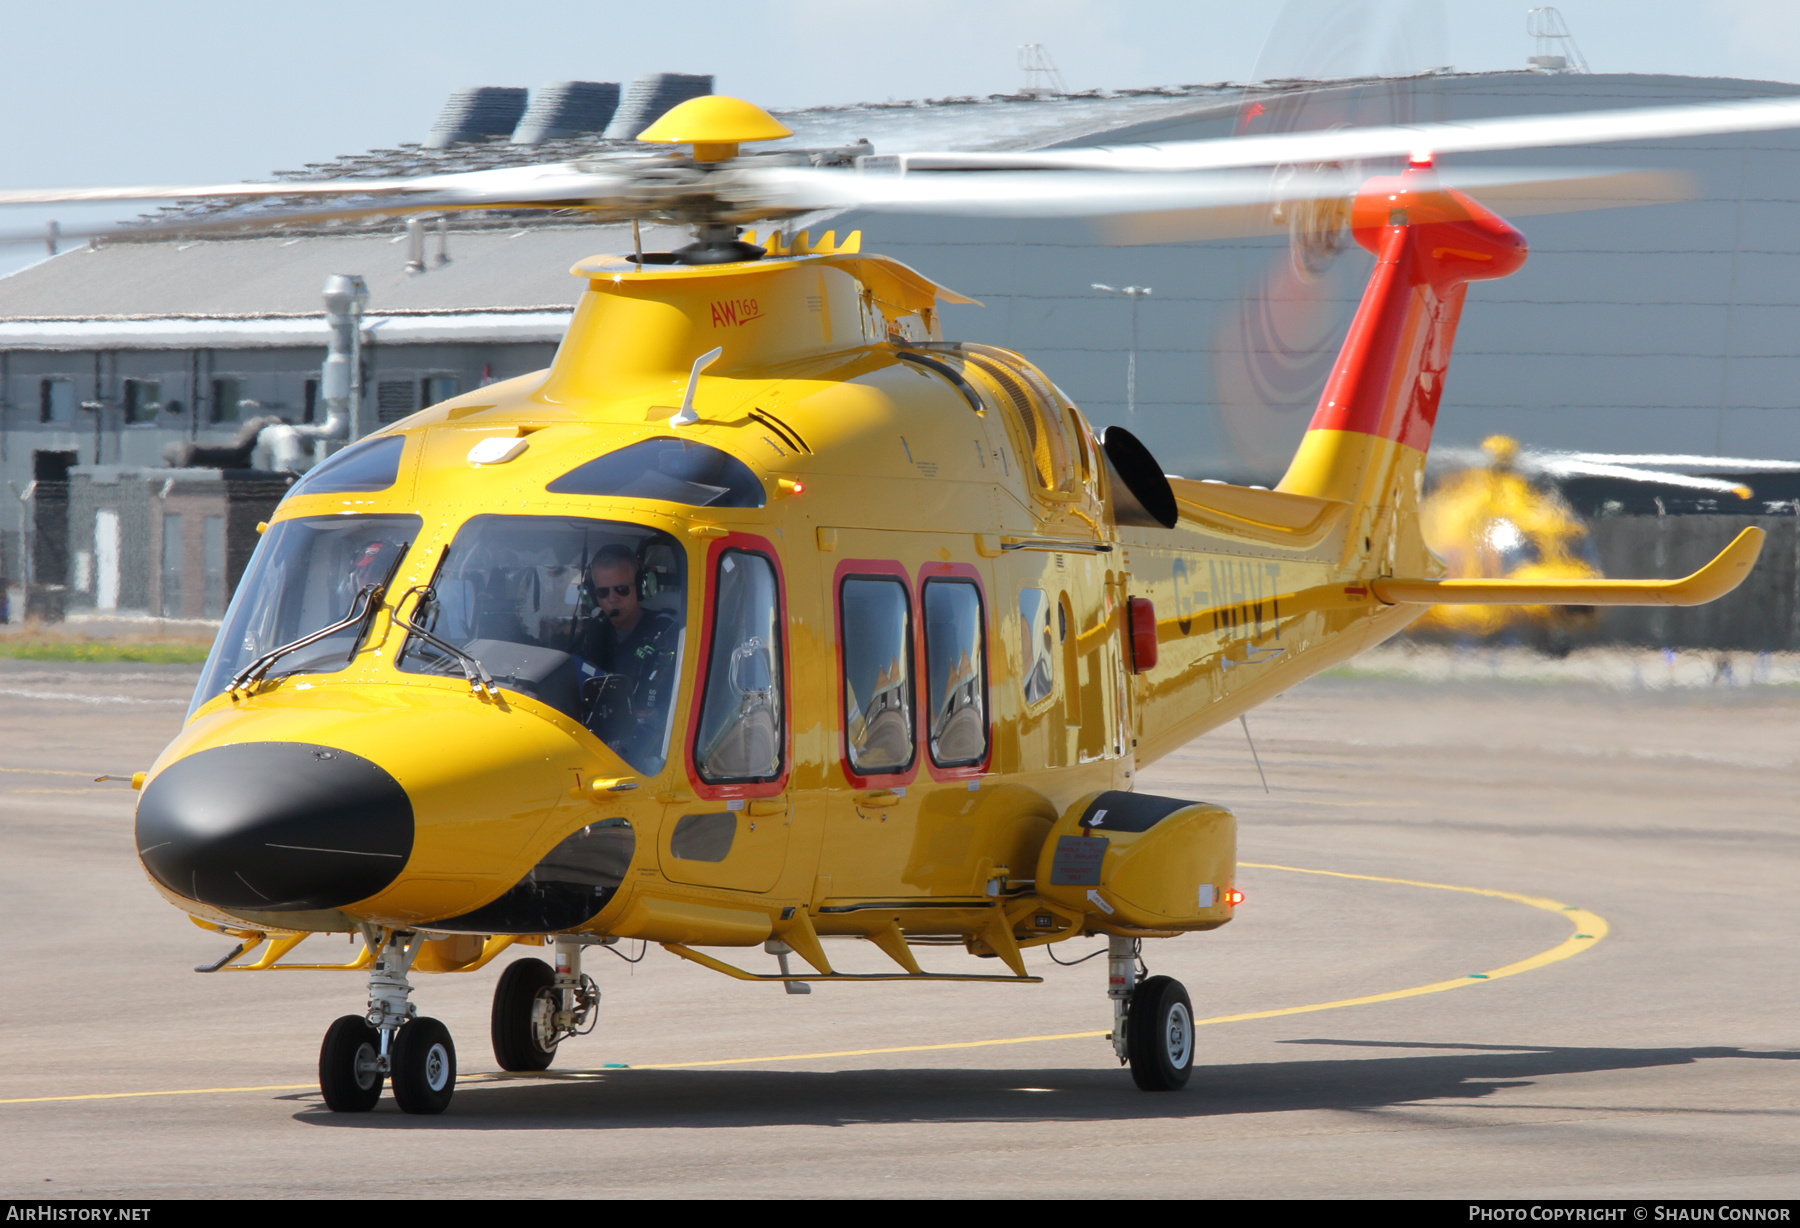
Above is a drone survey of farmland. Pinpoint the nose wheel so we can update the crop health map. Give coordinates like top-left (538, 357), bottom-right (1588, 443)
top-left (317, 929), bottom-right (460, 1115)
top-left (319, 1015), bottom-right (383, 1112)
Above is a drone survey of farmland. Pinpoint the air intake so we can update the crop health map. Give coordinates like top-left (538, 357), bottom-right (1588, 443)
top-left (424, 86), bottom-right (528, 149)
top-left (511, 81), bottom-right (621, 145)
top-left (602, 72), bottom-right (714, 140)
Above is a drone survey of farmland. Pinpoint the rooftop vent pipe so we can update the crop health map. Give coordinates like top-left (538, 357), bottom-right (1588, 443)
top-left (425, 86), bottom-right (528, 149)
top-left (602, 73), bottom-right (714, 141)
top-left (512, 81), bottom-right (621, 144)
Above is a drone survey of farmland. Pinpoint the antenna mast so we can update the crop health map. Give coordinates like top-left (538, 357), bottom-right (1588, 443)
top-left (1018, 44), bottom-right (1067, 98)
top-left (1526, 7), bottom-right (1590, 74)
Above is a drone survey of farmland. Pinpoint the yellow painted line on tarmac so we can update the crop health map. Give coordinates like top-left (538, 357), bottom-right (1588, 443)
top-left (0, 864), bottom-right (1606, 1105)
top-left (0, 1083), bottom-right (317, 1105)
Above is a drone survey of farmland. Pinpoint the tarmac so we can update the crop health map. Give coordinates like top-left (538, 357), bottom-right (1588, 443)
top-left (0, 657), bottom-right (1793, 1199)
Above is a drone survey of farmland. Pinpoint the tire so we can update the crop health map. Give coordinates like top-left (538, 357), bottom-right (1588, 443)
top-left (491, 957), bottom-right (558, 1072)
top-left (390, 1016), bottom-right (457, 1115)
top-left (1126, 975), bottom-right (1194, 1091)
top-left (319, 1014), bottom-right (383, 1113)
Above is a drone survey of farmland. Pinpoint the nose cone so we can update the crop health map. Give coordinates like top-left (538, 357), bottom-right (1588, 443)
top-left (135, 742), bottom-right (413, 912)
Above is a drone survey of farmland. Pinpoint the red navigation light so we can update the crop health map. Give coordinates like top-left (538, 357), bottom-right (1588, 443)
top-left (1224, 889), bottom-right (1244, 906)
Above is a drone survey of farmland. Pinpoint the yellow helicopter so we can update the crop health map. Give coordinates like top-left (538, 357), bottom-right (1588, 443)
top-left (1415, 433), bottom-right (1795, 642)
top-left (21, 93), bottom-right (1790, 1113)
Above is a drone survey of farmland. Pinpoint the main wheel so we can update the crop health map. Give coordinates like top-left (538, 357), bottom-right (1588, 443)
top-left (390, 1016), bottom-right (456, 1115)
top-left (319, 1014), bottom-right (383, 1112)
top-left (1126, 975), bottom-right (1194, 1091)
top-left (491, 957), bottom-right (558, 1072)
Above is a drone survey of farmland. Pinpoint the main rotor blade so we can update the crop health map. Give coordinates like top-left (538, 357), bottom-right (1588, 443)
top-left (884, 94), bottom-right (1800, 174)
top-left (0, 161), bottom-right (647, 208)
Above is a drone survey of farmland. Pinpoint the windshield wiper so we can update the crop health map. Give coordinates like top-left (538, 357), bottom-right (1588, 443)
top-left (393, 584), bottom-right (497, 697)
top-left (227, 583), bottom-right (386, 697)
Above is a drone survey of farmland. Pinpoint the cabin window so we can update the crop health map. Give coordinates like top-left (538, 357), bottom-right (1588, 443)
top-left (840, 576), bottom-right (915, 776)
top-left (397, 515), bottom-right (687, 776)
top-left (548, 437), bottom-right (764, 509)
top-left (694, 550), bottom-right (784, 784)
top-left (190, 514), bottom-right (420, 714)
top-left (1019, 587), bottom-right (1054, 705)
top-left (922, 579), bottom-right (988, 767)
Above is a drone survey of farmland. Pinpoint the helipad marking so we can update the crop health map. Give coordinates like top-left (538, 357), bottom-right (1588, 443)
top-left (0, 863), bottom-right (1606, 1105)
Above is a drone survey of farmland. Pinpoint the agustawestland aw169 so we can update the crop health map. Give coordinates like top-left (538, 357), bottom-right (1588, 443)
top-left (20, 94), bottom-right (1791, 1112)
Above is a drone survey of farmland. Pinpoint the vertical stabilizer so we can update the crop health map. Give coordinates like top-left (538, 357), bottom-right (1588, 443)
top-left (1277, 164), bottom-right (1527, 509)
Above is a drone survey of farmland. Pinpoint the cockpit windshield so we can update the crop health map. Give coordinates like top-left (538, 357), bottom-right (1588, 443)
top-left (397, 515), bottom-right (687, 776)
top-left (191, 514), bottom-right (420, 717)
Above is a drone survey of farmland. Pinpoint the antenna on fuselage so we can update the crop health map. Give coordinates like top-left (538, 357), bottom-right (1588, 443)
top-left (670, 346), bottom-right (724, 427)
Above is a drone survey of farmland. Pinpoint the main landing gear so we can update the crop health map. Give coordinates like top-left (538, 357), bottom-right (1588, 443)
top-left (491, 937), bottom-right (599, 1072)
top-left (318, 930), bottom-right (457, 1115)
top-left (1107, 935), bottom-right (1194, 1091)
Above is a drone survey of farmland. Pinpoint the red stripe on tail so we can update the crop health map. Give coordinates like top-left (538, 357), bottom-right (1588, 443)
top-left (1304, 166), bottom-right (1527, 453)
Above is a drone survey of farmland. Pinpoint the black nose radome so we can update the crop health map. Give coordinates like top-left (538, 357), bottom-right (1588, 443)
top-left (135, 742), bottom-right (413, 912)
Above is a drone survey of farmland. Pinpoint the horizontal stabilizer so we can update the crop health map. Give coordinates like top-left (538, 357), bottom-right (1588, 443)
top-left (1373, 528), bottom-right (1765, 608)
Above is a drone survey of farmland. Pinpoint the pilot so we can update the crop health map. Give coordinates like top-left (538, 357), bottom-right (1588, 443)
top-left (578, 545), bottom-right (680, 759)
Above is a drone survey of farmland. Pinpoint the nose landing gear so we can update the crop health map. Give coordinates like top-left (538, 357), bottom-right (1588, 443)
top-left (318, 929), bottom-right (459, 1115)
top-left (1105, 935), bottom-right (1194, 1092)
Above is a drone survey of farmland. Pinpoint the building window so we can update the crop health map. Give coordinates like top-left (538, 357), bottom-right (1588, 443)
top-left (203, 516), bottom-right (226, 619)
top-left (39, 379), bottom-right (74, 424)
top-left (160, 515), bottom-right (184, 618)
top-left (211, 377), bottom-right (243, 424)
top-left (124, 379), bottom-right (162, 426)
top-left (694, 550), bottom-right (784, 784)
top-left (840, 576), bottom-right (915, 776)
top-left (923, 579), bottom-right (988, 767)
top-left (376, 380), bottom-right (417, 424)
top-left (423, 376), bottom-right (460, 407)
top-left (303, 379), bottom-right (319, 425)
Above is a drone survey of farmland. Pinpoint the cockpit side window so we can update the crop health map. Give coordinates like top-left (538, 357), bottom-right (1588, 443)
top-left (693, 549), bottom-right (785, 785)
top-left (190, 514), bottom-right (420, 716)
top-left (397, 515), bottom-right (686, 775)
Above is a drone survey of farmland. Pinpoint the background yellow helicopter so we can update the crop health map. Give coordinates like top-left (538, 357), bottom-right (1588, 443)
top-left (1415, 433), bottom-right (1800, 645)
top-left (12, 92), bottom-right (1788, 1114)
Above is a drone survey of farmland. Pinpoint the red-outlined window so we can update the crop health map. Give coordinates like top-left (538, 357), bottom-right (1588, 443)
top-left (834, 559), bottom-right (918, 789)
top-left (918, 563), bottom-right (991, 778)
top-left (686, 535), bottom-right (789, 798)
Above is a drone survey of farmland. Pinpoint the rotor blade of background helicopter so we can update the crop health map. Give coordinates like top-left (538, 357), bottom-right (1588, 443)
top-left (1551, 452), bottom-right (1800, 472)
top-left (1526, 458), bottom-right (1755, 498)
top-left (880, 94), bottom-right (1800, 174)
